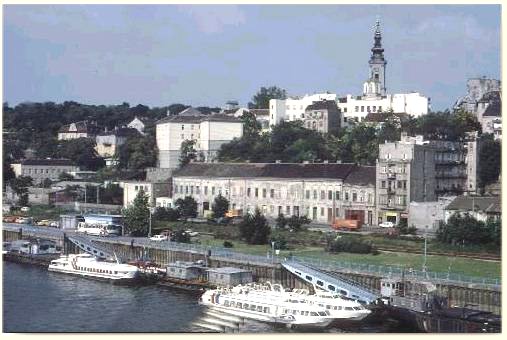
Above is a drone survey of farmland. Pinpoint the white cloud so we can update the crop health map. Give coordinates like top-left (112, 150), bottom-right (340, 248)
top-left (177, 5), bottom-right (246, 34)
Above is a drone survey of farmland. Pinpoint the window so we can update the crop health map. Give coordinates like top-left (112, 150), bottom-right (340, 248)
top-left (191, 124), bottom-right (194, 130)
top-left (204, 186), bottom-right (208, 195)
top-left (196, 186), bottom-right (200, 194)
top-left (181, 125), bottom-right (184, 130)
top-left (320, 191), bottom-right (325, 200)
top-left (403, 181), bottom-right (407, 189)
top-left (211, 187), bottom-right (215, 195)
top-left (190, 186), bottom-right (194, 194)
top-left (368, 193), bottom-right (372, 203)
top-left (379, 106), bottom-right (382, 112)
top-left (313, 190), bottom-right (317, 199)
top-left (397, 180), bottom-right (402, 189)
top-left (344, 107), bottom-right (347, 113)
top-left (336, 191), bottom-right (340, 200)
top-left (381, 181), bottom-right (386, 189)
top-left (278, 206), bottom-right (282, 215)
top-left (372, 106), bottom-right (376, 112)
top-left (352, 192), bottom-right (357, 202)
top-left (270, 189), bottom-right (275, 198)
top-left (355, 106), bottom-right (359, 112)
top-left (320, 207), bottom-right (324, 216)
top-left (255, 188), bottom-right (258, 198)
top-left (306, 190), bottom-right (310, 199)
top-left (345, 192), bottom-right (349, 201)
top-left (181, 134), bottom-right (184, 139)
top-left (361, 106), bottom-right (364, 112)
top-left (135, 185), bottom-right (139, 191)
top-left (286, 206), bottom-right (290, 215)
top-left (262, 188), bottom-right (266, 198)
top-left (328, 190), bottom-right (333, 200)
top-left (185, 186), bottom-right (188, 194)
top-left (174, 186), bottom-right (178, 194)
top-left (247, 188), bottom-right (251, 197)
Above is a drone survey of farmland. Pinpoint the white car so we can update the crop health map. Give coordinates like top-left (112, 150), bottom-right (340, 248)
top-left (185, 230), bottom-right (199, 237)
top-left (379, 221), bottom-right (395, 228)
top-left (150, 234), bottom-right (169, 241)
top-left (20, 206), bottom-right (30, 212)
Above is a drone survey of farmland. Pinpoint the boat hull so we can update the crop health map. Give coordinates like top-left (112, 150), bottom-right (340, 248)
top-left (48, 267), bottom-right (139, 285)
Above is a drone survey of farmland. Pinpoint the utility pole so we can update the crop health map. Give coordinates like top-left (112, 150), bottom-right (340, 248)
top-left (96, 185), bottom-right (100, 204)
top-left (148, 207), bottom-right (152, 237)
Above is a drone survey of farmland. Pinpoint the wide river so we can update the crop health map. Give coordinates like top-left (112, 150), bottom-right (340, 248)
top-left (3, 261), bottom-right (410, 333)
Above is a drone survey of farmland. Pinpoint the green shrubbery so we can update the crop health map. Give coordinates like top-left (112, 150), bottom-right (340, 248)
top-left (326, 235), bottom-right (378, 255)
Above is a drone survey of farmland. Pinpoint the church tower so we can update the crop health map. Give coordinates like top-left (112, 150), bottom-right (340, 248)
top-left (363, 19), bottom-right (387, 98)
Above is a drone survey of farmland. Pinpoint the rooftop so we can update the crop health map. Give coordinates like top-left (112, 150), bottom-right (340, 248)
top-left (206, 267), bottom-right (252, 274)
top-left (156, 109), bottom-right (242, 124)
top-left (305, 100), bottom-right (339, 112)
top-left (14, 159), bottom-right (76, 166)
top-left (446, 196), bottom-right (501, 213)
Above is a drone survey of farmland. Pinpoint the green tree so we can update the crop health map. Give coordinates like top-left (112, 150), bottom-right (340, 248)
top-left (122, 189), bottom-right (150, 236)
top-left (171, 230), bottom-right (191, 243)
top-left (99, 184), bottom-right (124, 205)
top-left (117, 134), bottom-right (157, 170)
top-left (57, 138), bottom-right (105, 171)
top-left (58, 172), bottom-right (74, 181)
top-left (153, 207), bottom-right (181, 222)
top-left (478, 134), bottom-right (501, 188)
top-left (9, 176), bottom-right (33, 206)
top-left (275, 214), bottom-right (287, 229)
top-left (436, 213), bottom-right (494, 246)
top-left (40, 178), bottom-right (53, 188)
top-left (179, 140), bottom-right (197, 167)
top-left (175, 196), bottom-right (198, 219)
top-left (241, 111), bottom-right (262, 138)
top-left (248, 86), bottom-right (287, 109)
top-left (212, 193), bottom-right (230, 219)
top-left (287, 215), bottom-right (311, 231)
top-left (239, 208), bottom-right (270, 245)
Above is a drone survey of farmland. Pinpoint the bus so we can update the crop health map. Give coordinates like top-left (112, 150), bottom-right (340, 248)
top-left (82, 214), bottom-right (124, 236)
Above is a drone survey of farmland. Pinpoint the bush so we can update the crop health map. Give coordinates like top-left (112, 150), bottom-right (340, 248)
top-left (270, 233), bottom-right (290, 250)
top-left (223, 241), bottom-right (234, 248)
top-left (326, 235), bottom-right (377, 254)
top-left (153, 207), bottom-right (181, 222)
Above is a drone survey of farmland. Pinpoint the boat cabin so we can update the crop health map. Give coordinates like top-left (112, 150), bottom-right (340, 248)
top-left (206, 267), bottom-right (253, 287)
top-left (8, 239), bottom-right (60, 255)
top-left (166, 261), bottom-right (206, 280)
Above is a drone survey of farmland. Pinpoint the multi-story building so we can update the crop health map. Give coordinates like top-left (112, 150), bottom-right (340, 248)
top-left (10, 159), bottom-right (79, 184)
top-left (302, 100), bottom-right (341, 135)
top-left (57, 120), bottom-right (100, 141)
top-left (376, 135), bottom-right (436, 225)
top-left (95, 127), bottom-right (138, 158)
top-left (268, 20), bottom-right (429, 129)
top-left (171, 162), bottom-right (376, 225)
top-left (122, 181), bottom-right (171, 207)
top-left (454, 77), bottom-right (501, 114)
top-left (444, 196), bottom-right (501, 223)
top-left (156, 107), bottom-right (243, 169)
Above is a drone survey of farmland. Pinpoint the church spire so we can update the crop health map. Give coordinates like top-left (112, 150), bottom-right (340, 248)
top-left (365, 17), bottom-right (387, 97)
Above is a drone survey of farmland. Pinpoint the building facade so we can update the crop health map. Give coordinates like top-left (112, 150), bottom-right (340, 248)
top-left (376, 135), bottom-right (436, 225)
top-left (172, 162), bottom-right (376, 225)
top-left (444, 196), bottom-right (501, 223)
top-left (10, 159), bottom-right (79, 184)
top-left (95, 128), bottom-right (138, 158)
top-left (268, 20), bottom-right (429, 129)
top-left (58, 121), bottom-right (100, 141)
top-left (156, 107), bottom-right (243, 169)
top-left (122, 181), bottom-right (171, 207)
top-left (302, 100), bottom-right (341, 135)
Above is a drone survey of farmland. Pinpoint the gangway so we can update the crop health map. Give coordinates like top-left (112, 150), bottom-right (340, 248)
top-left (66, 234), bottom-right (116, 260)
top-left (281, 261), bottom-right (380, 304)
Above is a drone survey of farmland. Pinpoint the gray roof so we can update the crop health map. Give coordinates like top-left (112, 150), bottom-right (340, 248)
top-left (173, 162), bottom-right (362, 181)
top-left (156, 112), bottom-right (242, 125)
top-left (97, 127), bottom-right (139, 137)
top-left (15, 159), bottom-right (76, 166)
top-left (344, 166), bottom-right (376, 186)
top-left (446, 196), bottom-right (501, 213)
top-left (206, 267), bottom-right (251, 274)
top-left (483, 101), bottom-right (501, 117)
top-left (305, 100), bottom-right (339, 111)
top-left (179, 107), bottom-right (204, 117)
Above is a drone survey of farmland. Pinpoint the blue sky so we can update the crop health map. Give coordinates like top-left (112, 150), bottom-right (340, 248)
top-left (3, 4), bottom-right (501, 111)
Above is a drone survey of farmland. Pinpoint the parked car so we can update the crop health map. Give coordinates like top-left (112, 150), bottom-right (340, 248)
top-left (49, 221), bottom-right (59, 228)
top-left (15, 217), bottom-right (32, 224)
top-left (185, 230), bottom-right (199, 237)
top-left (3, 216), bottom-right (19, 223)
top-left (36, 220), bottom-right (50, 226)
top-left (379, 221), bottom-right (395, 228)
top-left (20, 206), bottom-right (30, 212)
top-left (150, 234), bottom-right (170, 242)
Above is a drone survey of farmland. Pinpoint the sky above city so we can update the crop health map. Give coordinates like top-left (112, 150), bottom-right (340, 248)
top-left (3, 4), bottom-right (501, 111)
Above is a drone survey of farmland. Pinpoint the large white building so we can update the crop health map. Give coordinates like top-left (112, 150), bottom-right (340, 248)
top-left (269, 20), bottom-right (429, 128)
top-left (171, 162), bottom-right (377, 225)
top-left (156, 107), bottom-right (243, 169)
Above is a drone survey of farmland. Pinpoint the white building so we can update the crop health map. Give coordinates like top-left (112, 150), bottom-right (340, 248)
top-left (156, 107), bottom-right (243, 169)
top-left (10, 159), bottom-right (79, 184)
top-left (268, 20), bottom-right (429, 129)
top-left (122, 181), bottom-right (170, 207)
top-left (171, 162), bottom-right (376, 225)
top-left (127, 116), bottom-right (149, 135)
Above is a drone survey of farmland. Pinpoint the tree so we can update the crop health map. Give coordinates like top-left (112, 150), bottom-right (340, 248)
top-left (122, 189), bottom-right (150, 236)
top-left (248, 86), bottom-right (287, 109)
top-left (99, 184), bottom-right (124, 205)
top-left (57, 138), bottom-right (105, 171)
top-left (58, 172), bottom-right (74, 181)
top-left (153, 207), bottom-right (181, 222)
top-left (478, 134), bottom-right (501, 188)
top-left (212, 194), bottom-right (230, 219)
top-left (175, 196), bottom-right (198, 219)
top-left (9, 176), bottom-right (33, 206)
top-left (436, 213), bottom-right (495, 246)
top-left (179, 140), bottom-right (197, 168)
top-left (275, 214), bottom-right (287, 229)
top-left (287, 215), bottom-right (311, 231)
top-left (239, 208), bottom-right (271, 245)
top-left (241, 111), bottom-right (262, 138)
top-left (117, 134), bottom-right (157, 170)
top-left (40, 178), bottom-right (53, 188)
top-left (171, 230), bottom-right (191, 243)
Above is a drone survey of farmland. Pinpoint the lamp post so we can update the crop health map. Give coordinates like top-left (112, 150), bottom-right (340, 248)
top-left (271, 241), bottom-right (276, 263)
top-left (148, 207), bottom-right (153, 238)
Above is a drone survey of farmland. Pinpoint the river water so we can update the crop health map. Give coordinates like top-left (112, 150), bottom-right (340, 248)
top-left (3, 261), bottom-right (408, 333)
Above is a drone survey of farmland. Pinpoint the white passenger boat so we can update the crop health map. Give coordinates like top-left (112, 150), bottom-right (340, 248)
top-left (199, 287), bottom-right (335, 329)
top-left (48, 253), bottom-right (139, 284)
top-left (235, 282), bottom-right (371, 321)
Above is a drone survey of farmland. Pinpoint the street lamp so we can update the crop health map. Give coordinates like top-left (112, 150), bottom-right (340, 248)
top-left (271, 241), bottom-right (276, 263)
top-left (148, 207), bottom-right (153, 237)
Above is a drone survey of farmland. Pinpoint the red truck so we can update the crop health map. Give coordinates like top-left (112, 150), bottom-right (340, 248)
top-left (331, 218), bottom-right (362, 231)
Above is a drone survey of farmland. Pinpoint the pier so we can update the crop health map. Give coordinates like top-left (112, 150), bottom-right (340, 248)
top-left (3, 224), bottom-right (502, 315)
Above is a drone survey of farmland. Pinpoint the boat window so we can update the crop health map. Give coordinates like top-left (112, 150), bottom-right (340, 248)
top-left (316, 280), bottom-right (323, 286)
top-left (114, 271), bottom-right (118, 274)
top-left (237, 303), bottom-right (242, 308)
top-left (340, 290), bottom-right (347, 296)
top-left (295, 271), bottom-right (301, 275)
top-left (311, 312), bottom-right (318, 316)
top-left (327, 285), bottom-right (335, 291)
top-left (283, 309), bottom-right (287, 314)
top-left (224, 300), bottom-right (229, 307)
top-left (305, 275), bottom-right (312, 281)
top-left (257, 306), bottom-right (262, 312)
top-left (345, 307), bottom-right (353, 311)
top-left (250, 305), bottom-right (256, 311)
top-left (353, 307), bottom-right (360, 310)
top-left (243, 304), bottom-right (249, 309)
top-left (326, 305), bottom-right (331, 309)
top-left (263, 307), bottom-right (269, 313)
